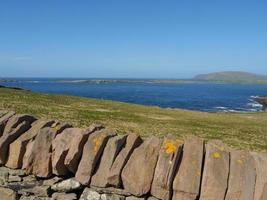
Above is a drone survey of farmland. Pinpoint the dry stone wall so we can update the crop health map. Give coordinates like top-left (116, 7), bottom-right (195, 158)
top-left (0, 110), bottom-right (266, 200)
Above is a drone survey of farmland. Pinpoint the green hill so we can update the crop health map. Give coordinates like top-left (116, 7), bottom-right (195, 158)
top-left (193, 71), bottom-right (267, 84)
top-left (0, 87), bottom-right (266, 152)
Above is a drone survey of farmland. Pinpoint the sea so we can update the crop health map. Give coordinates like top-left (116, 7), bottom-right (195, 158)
top-left (1, 78), bottom-right (266, 113)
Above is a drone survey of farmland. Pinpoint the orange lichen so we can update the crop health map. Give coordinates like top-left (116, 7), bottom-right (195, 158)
top-left (93, 137), bottom-right (102, 153)
top-left (164, 141), bottom-right (176, 154)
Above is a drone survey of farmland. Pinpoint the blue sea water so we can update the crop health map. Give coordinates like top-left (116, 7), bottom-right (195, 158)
top-left (1, 78), bottom-right (267, 112)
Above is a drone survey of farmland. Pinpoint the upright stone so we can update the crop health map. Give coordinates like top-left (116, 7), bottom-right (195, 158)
top-left (199, 140), bottom-right (230, 200)
top-left (251, 152), bottom-right (267, 200)
top-left (65, 124), bottom-right (103, 173)
top-left (107, 134), bottom-right (142, 187)
top-left (151, 134), bottom-right (183, 200)
top-left (0, 111), bottom-right (15, 136)
top-left (172, 137), bottom-right (204, 200)
top-left (26, 122), bottom-right (71, 178)
top-left (75, 129), bottom-right (115, 185)
top-left (0, 114), bottom-right (36, 165)
top-left (91, 134), bottom-right (127, 187)
top-left (52, 124), bottom-right (102, 176)
top-left (225, 150), bottom-right (256, 200)
top-left (5, 119), bottom-right (55, 169)
top-left (121, 136), bottom-right (161, 197)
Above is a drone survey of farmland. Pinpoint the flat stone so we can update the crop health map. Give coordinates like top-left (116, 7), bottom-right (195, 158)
top-left (51, 178), bottom-right (82, 192)
top-left (107, 134), bottom-right (142, 188)
top-left (21, 185), bottom-right (51, 197)
top-left (199, 140), bottom-right (230, 200)
top-left (0, 187), bottom-right (17, 200)
top-left (91, 135), bottom-right (128, 187)
top-left (172, 137), bottom-right (204, 200)
top-left (121, 136), bottom-right (161, 197)
top-left (225, 150), bottom-right (256, 200)
top-left (75, 129), bottom-right (115, 185)
top-left (101, 193), bottom-right (125, 200)
top-left (43, 176), bottom-right (63, 186)
top-left (0, 111), bottom-right (15, 137)
top-left (125, 197), bottom-right (146, 200)
top-left (8, 174), bottom-right (22, 182)
top-left (52, 124), bottom-right (102, 176)
top-left (26, 122), bottom-right (71, 178)
top-left (0, 114), bottom-right (36, 165)
top-left (65, 124), bottom-right (104, 173)
top-left (52, 192), bottom-right (77, 200)
top-left (251, 152), bottom-right (267, 200)
top-left (6, 119), bottom-right (55, 169)
top-left (151, 134), bottom-right (183, 200)
top-left (90, 186), bottom-right (132, 196)
top-left (147, 197), bottom-right (159, 200)
top-left (23, 175), bottom-right (37, 183)
top-left (80, 188), bottom-right (101, 200)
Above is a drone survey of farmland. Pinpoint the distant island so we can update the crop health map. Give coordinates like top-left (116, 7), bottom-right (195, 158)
top-left (193, 71), bottom-right (267, 84)
top-left (1, 71), bottom-right (267, 84)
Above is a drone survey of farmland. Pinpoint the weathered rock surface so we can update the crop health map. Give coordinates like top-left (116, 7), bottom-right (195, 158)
top-left (80, 188), bottom-right (101, 200)
top-left (151, 134), bottom-right (183, 200)
top-left (225, 150), bottom-right (256, 200)
top-left (101, 193), bottom-right (126, 200)
top-left (22, 139), bottom-right (35, 169)
top-left (51, 178), bottom-right (82, 192)
top-left (251, 152), bottom-right (267, 200)
top-left (172, 136), bottom-right (204, 200)
top-left (52, 124), bottom-right (103, 176)
top-left (26, 122), bottom-right (71, 178)
top-left (0, 114), bottom-right (36, 165)
top-left (6, 119), bottom-right (55, 169)
top-left (0, 111), bottom-right (15, 136)
top-left (91, 135), bottom-right (128, 187)
top-left (107, 134), bottom-right (142, 188)
top-left (52, 192), bottom-right (77, 200)
top-left (121, 136), bottom-right (161, 197)
top-left (199, 140), bottom-right (230, 200)
top-left (125, 196), bottom-right (145, 200)
top-left (0, 187), bottom-right (17, 200)
top-left (75, 129), bottom-right (115, 185)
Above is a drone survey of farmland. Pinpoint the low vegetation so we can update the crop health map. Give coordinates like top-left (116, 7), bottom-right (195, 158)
top-left (0, 87), bottom-right (266, 152)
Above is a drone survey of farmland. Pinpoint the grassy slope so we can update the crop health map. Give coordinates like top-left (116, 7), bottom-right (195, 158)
top-left (0, 87), bottom-right (266, 152)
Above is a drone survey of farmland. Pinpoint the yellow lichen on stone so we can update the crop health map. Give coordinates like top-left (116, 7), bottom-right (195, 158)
top-left (196, 170), bottom-right (201, 177)
top-left (93, 137), bottom-right (102, 153)
top-left (219, 146), bottom-right (225, 151)
top-left (163, 141), bottom-right (176, 154)
top-left (237, 159), bottom-right (243, 164)
top-left (213, 152), bottom-right (221, 159)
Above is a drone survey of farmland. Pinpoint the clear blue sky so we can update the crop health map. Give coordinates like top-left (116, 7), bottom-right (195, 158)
top-left (0, 0), bottom-right (267, 78)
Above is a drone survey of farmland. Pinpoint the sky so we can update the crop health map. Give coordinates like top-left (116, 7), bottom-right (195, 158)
top-left (0, 0), bottom-right (267, 78)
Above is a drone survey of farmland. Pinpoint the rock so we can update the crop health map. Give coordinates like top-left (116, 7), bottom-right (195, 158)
top-left (23, 175), bottom-right (37, 183)
top-left (0, 111), bottom-right (15, 136)
top-left (65, 124), bottom-right (104, 173)
top-left (101, 193), bottom-right (125, 200)
top-left (52, 124), bottom-right (102, 176)
top-left (91, 135), bottom-right (128, 187)
top-left (80, 188), bottom-right (101, 200)
top-left (26, 122), bottom-right (71, 178)
top-left (251, 152), bottom-right (267, 200)
top-left (43, 177), bottom-right (63, 186)
top-left (52, 192), bottom-right (77, 200)
top-left (0, 187), bottom-right (17, 200)
top-left (75, 129), bottom-right (115, 185)
top-left (125, 197), bottom-right (145, 200)
top-left (90, 186), bottom-right (132, 196)
top-left (199, 140), bottom-right (230, 200)
top-left (8, 174), bottom-right (22, 182)
top-left (151, 134), bottom-right (183, 200)
top-left (6, 119), bottom-right (55, 169)
top-left (20, 196), bottom-right (52, 200)
top-left (225, 150), bottom-right (256, 200)
top-left (107, 134), bottom-right (142, 188)
top-left (51, 178), bottom-right (82, 192)
top-left (147, 197), bottom-right (159, 200)
top-left (121, 136), bottom-right (161, 197)
top-left (22, 139), bottom-right (35, 169)
top-left (172, 137), bottom-right (204, 200)
top-left (0, 114), bottom-right (36, 165)
top-left (21, 185), bottom-right (51, 197)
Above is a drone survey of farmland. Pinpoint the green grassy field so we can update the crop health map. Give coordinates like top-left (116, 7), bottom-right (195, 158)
top-left (0, 87), bottom-right (266, 153)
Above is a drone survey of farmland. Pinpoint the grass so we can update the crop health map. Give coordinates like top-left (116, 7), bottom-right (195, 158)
top-left (0, 87), bottom-right (266, 153)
